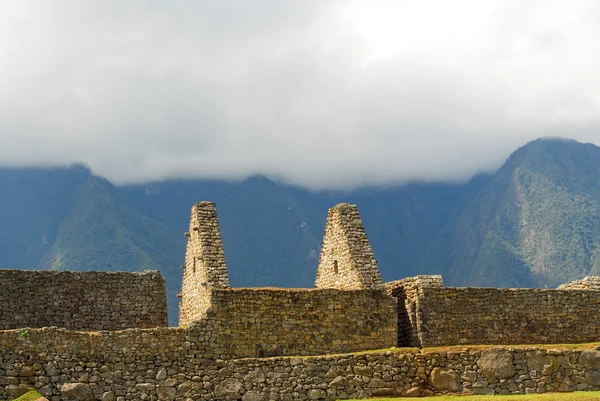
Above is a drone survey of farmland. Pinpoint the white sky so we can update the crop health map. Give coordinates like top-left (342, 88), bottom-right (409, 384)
top-left (0, 0), bottom-right (599, 189)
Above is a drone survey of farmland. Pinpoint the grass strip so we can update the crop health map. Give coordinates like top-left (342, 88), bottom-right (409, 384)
top-left (348, 391), bottom-right (600, 401)
top-left (12, 391), bottom-right (45, 401)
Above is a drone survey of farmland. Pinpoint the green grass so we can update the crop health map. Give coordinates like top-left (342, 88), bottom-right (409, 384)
top-left (351, 392), bottom-right (600, 401)
top-left (13, 391), bottom-right (44, 401)
top-left (421, 342), bottom-right (600, 353)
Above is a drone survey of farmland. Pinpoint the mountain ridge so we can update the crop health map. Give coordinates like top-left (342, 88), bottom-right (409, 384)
top-left (1, 137), bottom-right (599, 323)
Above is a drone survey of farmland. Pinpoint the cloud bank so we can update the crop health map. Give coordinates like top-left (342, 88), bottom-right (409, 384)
top-left (1, 0), bottom-right (599, 189)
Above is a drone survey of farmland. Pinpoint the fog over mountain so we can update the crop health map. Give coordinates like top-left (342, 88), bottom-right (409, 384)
top-left (1, 1), bottom-right (600, 189)
top-left (2, 138), bottom-right (600, 324)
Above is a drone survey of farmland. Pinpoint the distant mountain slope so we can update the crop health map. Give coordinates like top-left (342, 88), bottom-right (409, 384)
top-left (422, 138), bottom-right (600, 288)
top-left (1, 138), bottom-right (600, 323)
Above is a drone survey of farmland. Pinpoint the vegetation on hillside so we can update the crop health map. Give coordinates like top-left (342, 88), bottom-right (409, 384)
top-left (1, 138), bottom-right (600, 324)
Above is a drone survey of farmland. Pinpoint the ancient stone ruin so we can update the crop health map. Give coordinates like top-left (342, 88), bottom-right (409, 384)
top-left (0, 269), bottom-right (167, 331)
top-left (3, 201), bottom-right (600, 400)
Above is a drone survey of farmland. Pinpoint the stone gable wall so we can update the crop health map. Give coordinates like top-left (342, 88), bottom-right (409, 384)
top-left (179, 201), bottom-right (229, 326)
top-left (315, 204), bottom-right (382, 290)
top-left (558, 276), bottom-right (600, 290)
top-left (3, 328), bottom-right (600, 400)
top-left (0, 269), bottom-right (167, 331)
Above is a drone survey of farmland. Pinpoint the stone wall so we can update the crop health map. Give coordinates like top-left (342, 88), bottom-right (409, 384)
top-left (393, 278), bottom-right (600, 347)
top-left (386, 275), bottom-right (443, 347)
top-left (0, 269), bottom-right (167, 331)
top-left (558, 276), bottom-right (600, 290)
top-left (179, 202), bottom-right (229, 326)
top-left (175, 201), bottom-right (395, 358)
top-left (205, 287), bottom-right (396, 358)
top-left (315, 204), bottom-right (382, 290)
top-left (3, 328), bottom-right (600, 401)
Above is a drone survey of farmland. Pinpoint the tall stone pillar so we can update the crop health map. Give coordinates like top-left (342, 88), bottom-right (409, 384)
top-left (179, 201), bottom-right (229, 325)
top-left (315, 203), bottom-right (383, 290)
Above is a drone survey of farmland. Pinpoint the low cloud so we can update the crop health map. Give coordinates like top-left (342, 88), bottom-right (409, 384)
top-left (1, 0), bottom-right (599, 189)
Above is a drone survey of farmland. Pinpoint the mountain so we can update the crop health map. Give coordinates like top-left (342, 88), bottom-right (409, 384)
top-left (422, 138), bottom-right (600, 288)
top-left (1, 138), bottom-right (599, 323)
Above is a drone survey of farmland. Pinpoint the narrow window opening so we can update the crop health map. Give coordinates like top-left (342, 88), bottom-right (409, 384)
top-left (333, 260), bottom-right (338, 274)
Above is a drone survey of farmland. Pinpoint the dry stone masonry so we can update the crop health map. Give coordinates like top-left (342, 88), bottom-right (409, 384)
top-left (315, 203), bottom-right (382, 290)
top-left (177, 202), bottom-right (396, 358)
top-left (557, 276), bottom-right (600, 290)
top-left (0, 269), bottom-right (167, 331)
top-left (5, 201), bottom-right (600, 400)
top-left (3, 330), bottom-right (600, 400)
top-left (386, 275), bottom-right (444, 347)
top-left (388, 275), bottom-right (600, 347)
top-left (179, 202), bottom-right (229, 326)
top-left (204, 287), bottom-right (395, 358)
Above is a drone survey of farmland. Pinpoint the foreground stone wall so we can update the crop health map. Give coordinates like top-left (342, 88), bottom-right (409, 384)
top-left (205, 287), bottom-right (396, 357)
top-left (3, 328), bottom-right (600, 401)
top-left (403, 283), bottom-right (600, 347)
top-left (0, 269), bottom-right (167, 331)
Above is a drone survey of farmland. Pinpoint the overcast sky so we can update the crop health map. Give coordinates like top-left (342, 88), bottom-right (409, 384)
top-left (1, 1), bottom-right (599, 189)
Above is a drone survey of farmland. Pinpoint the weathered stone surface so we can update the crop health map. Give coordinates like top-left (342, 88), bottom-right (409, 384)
top-left (308, 389), bottom-right (327, 400)
top-left (354, 366), bottom-right (373, 376)
top-left (2, 344), bottom-right (600, 400)
top-left (45, 362), bottom-right (59, 377)
top-left (315, 203), bottom-right (383, 290)
top-left (215, 378), bottom-right (243, 397)
top-left (389, 274), bottom-right (600, 347)
top-left (136, 383), bottom-right (155, 391)
top-left (19, 366), bottom-right (35, 376)
top-left (242, 391), bottom-right (266, 401)
top-left (404, 387), bottom-right (420, 397)
top-left (176, 202), bottom-right (396, 357)
top-left (428, 367), bottom-right (460, 392)
top-left (372, 388), bottom-right (397, 396)
top-left (558, 276), bottom-right (600, 290)
top-left (329, 376), bottom-right (347, 387)
top-left (61, 383), bottom-right (94, 400)
top-left (368, 377), bottom-right (386, 387)
top-left (179, 202), bottom-right (230, 326)
top-left (6, 384), bottom-right (34, 398)
top-left (586, 370), bottom-right (600, 386)
top-left (0, 269), bottom-right (167, 331)
top-left (471, 387), bottom-right (495, 395)
top-left (156, 367), bottom-right (168, 380)
top-left (244, 369), bottom-right (266, 383)
top-left (526, 351), bottom-right (562, 375)
top-left (477, 349), bottom-right (515, 382)
top-left (100, 391), bottom-right (117, 401)
top-left (157, 386), bottom-right (177, 401)
top-left (580, 351), bottom-right (600, 369)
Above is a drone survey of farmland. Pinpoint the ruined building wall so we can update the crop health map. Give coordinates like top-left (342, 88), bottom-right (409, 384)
top-left (206, 287), bottom-right (396, 357)
top-left (179, 201), bottom-right (229, 326)
top-left (315, 203), bottom-right (382, 290)
top-left (0, 269), bottom-right (167, 331)
top-left (557, 276), bottom-right (600, 290)
top-left (386, 275), bottom-right (443, 347)
top-left (3, 327), bottom-right (600, 401)
top-left (176, 201), bottom-right (396, 356)
top-left (390, 276), bottom-right (600, 347)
